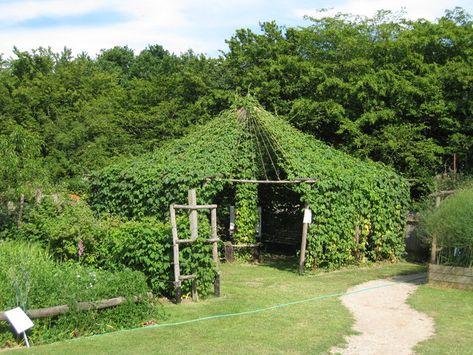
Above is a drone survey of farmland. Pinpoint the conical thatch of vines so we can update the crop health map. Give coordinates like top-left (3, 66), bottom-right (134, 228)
top-left (90, 96), bottom-right (409, 269)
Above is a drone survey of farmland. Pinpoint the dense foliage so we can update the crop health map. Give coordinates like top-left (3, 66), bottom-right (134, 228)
top-left (0, 240), bottom-right (162, 347)
top-left (91, 97), bottom-right (409, 269)
top-left (1, 8), bottom-right (472, 206)
top-left (2, 196), bottom-right (216, 296)
top-left (419, 186), bottom-right (473, 267)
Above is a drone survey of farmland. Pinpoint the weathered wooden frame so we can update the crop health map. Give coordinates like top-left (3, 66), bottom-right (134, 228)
top-left (170, 189), bottom-right (220, 304)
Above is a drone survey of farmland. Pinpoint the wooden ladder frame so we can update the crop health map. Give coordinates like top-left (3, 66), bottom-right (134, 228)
top-left (170, 189), bottom-right (220, 304)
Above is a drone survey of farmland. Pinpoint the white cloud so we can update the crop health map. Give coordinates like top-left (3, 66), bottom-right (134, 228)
top-left (0, 0), bottom-right (104, 24)
top-left (0, 0), bottom-right (471, 58)
top-left (0, 0), bottom-right (202, 57)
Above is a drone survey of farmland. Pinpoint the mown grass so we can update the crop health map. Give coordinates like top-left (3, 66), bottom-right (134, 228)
top-left (8, 258), bottom-right (424, 354)
top-left (409, 284), bottom-right (473, 354)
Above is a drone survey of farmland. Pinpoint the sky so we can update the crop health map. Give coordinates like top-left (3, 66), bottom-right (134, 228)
top-left (0, 0), bottom-right (472, 58)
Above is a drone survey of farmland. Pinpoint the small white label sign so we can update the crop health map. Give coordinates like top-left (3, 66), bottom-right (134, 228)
top-left (303, 208), bottom-right (312, 224)
top-left (4, 307), bottom-right (34, 334)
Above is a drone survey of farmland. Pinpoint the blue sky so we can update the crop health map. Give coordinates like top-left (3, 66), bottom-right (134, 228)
top-left (0, 0), bottom-right (472, 58)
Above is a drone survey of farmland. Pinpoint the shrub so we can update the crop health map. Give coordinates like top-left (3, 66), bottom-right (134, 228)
top-left (8, 196), bottom-right (106, 264)
top-left (101, 217), bottom-right (216, 296)
top-left (0, 240), bottom-right (163, 348)
top-left (4, 197), bottom-right (217, 297)
top-left (419, 187), bottom-right (473, 267)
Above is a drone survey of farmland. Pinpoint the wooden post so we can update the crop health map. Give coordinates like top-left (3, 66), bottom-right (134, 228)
top-left (188, 189), bottom-right (198, 240)
top-left (214, 272), bottom-right (221, 297)
top-left (453, 153), bottom-right (457, 179)
top-left (299, 205), bottom-right (310, 275)
top-left (431, 196), bottom-right (441, 265)
top-left (191, 279), bottom-right (199, 302)
top-left (224, 241), bottom-right (234, 262)
top-left (17, 194), bottom-right (25, 227)
top-left (229, 206), bottom-right (235, 239)
top-left (299, 222), bottom-right (309, 274)
top-left (211, 207), bottom-right (221, 297)
top-left (170, 205), bottom-right (181, 304)
top-left (211, 208), bottom-right (219, 264)
top-left (431, 235), bottom-right (437, 264)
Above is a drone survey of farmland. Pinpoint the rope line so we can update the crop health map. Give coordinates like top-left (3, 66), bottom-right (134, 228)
top-left (89, 275), bottom-right (426, 339)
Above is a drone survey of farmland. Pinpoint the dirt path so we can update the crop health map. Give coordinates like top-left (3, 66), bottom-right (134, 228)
top-left (330, 273), bottom-right (434, 355)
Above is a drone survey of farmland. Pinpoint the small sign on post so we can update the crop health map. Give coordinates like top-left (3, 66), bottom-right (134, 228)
top-left (4, 307), bottom-right (34, 348)
top-left (303, 208), bottom-right (312, 224)
top-left (299, 206), bottom-right (312, 274)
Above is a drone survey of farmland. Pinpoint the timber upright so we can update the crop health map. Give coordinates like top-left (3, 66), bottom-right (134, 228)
top-left (170, 189), bottom-right (221, 304)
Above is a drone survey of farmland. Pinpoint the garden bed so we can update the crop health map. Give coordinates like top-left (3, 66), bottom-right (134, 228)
top-left (428, 264), bottom-right (473, 290)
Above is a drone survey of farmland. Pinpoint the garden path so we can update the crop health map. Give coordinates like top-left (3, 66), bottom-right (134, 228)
top-left (330, 273), bottom-right (434, 355)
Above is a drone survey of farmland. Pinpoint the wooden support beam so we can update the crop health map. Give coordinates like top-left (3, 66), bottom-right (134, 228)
top-left (173, 204), bottom-right (218, 210)
top-left (188, 189), bottom-right (198, 240)
top-left (176, 238), bottom-right (219, 244)
top-left (211, 207), bottom-right (221, 297)
top-left (211, 208), bottom-right (219, 265)
top-left (170, 204), bottom-right (182, 304)
top-left (179, 274), bottom-right (197, 281)
top-left (207, 178), bottom-right (318, 184)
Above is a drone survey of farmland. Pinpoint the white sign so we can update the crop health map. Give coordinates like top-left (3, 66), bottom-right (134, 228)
top-left (303, 208), bottom-right (312, 224)
top-left (4, 307), bottom-right (34, 334)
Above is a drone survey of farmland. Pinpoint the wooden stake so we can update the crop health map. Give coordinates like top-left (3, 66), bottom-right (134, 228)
top-left (191, 279), bottom-right (199, 302)
top-left (299, 206), bottom-right (309, 275)
top-left (207, 178), bottom-right (318, 184)
top-left (431, 234), bottom-right (437, 264)
top-left (170, 204), bottom-right (181, 304)
top-left (431, 196), bottom-right (441, 265)
top-left (214, 272), bottom-right (221, 297)
top-left (188, 189), bottom-right (198, 240)
top-left (211, 207), bottom-right (221, 297)
top-left (17, 194), bottom-right (25, 227)
top-left (453, 153), bottom-right (457, 179)
top-left (211, 208), bottom-right (219, 264)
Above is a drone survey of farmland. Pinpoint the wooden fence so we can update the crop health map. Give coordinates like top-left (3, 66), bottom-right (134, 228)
top-left (428, 264), bottom-right (473, 291)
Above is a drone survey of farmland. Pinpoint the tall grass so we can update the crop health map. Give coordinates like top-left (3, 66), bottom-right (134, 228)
top-left (419, 186), bottom-right (473, 267)
top-left (0, 240), bottom-right (163, 347)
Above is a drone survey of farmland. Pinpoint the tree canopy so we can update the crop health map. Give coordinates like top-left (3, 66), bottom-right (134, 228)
top-left (0, 8), bottom-right (472, 200)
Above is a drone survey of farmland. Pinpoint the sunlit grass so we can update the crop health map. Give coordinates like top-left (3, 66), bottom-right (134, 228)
top-left (409, 284), bottom-right (473, 354)
top-left (9, 258), bottom-right (424, 354)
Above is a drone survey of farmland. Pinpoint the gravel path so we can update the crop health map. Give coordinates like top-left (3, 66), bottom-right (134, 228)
top-left (330, 273), bottom-right (435, 355)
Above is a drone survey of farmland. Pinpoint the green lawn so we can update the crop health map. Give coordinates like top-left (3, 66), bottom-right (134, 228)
top-left (409, 284), bottom-right (473, 355)
top-left (9, 259), bottom-right (424, 354)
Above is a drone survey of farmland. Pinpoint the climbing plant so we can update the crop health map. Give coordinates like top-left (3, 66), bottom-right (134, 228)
top-left (234, 183), bottom-right (258, 245)
top-left (90, 95), bottom-right (409, 269)
top-left (252, 102), bottom-right (409, 268)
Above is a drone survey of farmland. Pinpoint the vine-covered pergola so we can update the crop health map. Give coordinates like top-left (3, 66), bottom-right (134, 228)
top-left (91, 95), bottom-right (409, 270)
